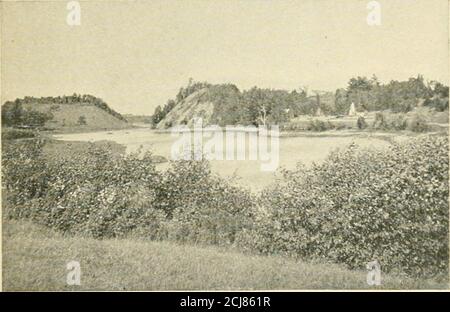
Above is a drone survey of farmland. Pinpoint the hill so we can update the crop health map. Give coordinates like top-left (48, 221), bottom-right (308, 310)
top-left (25, 103), bottom-right (129, 131)
top-left (3, 219), bottom-right (445, 290)
top-left (2, 95), bottom-right (129, 132)
top-left (155, 83), bottom-right (310, 129)
top-left (156, 88), bottom-right (214, 129)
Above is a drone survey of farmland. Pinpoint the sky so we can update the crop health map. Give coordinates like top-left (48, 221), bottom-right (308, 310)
top-left (1, 0), bottom-right (449, 115)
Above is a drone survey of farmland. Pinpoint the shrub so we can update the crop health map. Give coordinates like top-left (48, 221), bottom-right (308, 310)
top-left (1, 102), bottom-right (53, 128)
top-left (2, 141), bottom-right (163, 237)
top-left (154, 159), bottom-right (254, 245)
top-left (424, 97), bottom-right (449, 112)
top-left (250, 136), bottom-right (448, 277)
top-left (1, 128), bottom-right (37, 140)
top-left (409, 113), bottom-right (429, 132)
top-left (50, 104), bottom-right (60, 111)
top-left (372, 112), bottom-right (412, 131)
top-left (307, 119), bottom-right (335, 131)
top-left (357, 116), bottom-right (367, 129)
top-left (388, 113), bottom-right (408, 130)
top-left (77, 115), bottom-right (87, 125)
top-left (2, 140), bottom-right (253, 245)
top-left (373, 112), bottom-right (387, 129)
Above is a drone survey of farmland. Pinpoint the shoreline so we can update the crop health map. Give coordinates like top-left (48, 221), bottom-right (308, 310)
top-left (45, 126), bottom-right (448, 140)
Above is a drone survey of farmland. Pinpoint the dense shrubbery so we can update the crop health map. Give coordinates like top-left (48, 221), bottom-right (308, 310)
top-left (1, 102), bottom-right (54, 128)
top-left (372, 112), bottom-right (426, 132)
top-left (3, 140), bottom-right (159, 236)
top-left (306, 119), bottom-right (335, 131)
top-left (246, 136), bottom-right (448, 277)
top-left (409, 113), bottom-right (429, 132)
top-left (2, 140), bottom-right (251, 245)
top-left (153, 159), bottom-right (253, 245)
top-left (2, 135), bottom-right (448, 277)
top-left (1, 128), bottom-right (37, 140)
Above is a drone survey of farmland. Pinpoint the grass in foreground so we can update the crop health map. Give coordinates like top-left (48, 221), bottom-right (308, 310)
top-left (2, 220), bottom-right (447, 291)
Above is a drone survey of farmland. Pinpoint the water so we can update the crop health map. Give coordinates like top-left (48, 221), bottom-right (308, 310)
top-left (53, 127), bottom-right (391, 192)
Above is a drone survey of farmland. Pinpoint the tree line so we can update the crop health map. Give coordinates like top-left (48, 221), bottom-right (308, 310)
top-left (335, 75), bottom-right (449, 114)
top-left (151, 76), bottom-right (449, 127)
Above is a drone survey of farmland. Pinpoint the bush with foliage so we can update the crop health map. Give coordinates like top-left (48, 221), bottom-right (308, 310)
top-left (1, 128), bottom-right (37, 140)
top-left (357, 116), bottom-right (367, 129)
top-left (2, 140), bottom-right (252, 245)
top-left (373, 112), bottom-right (411, 131)
top-left (2, 140), bottom-right (161, 237)
top-left (424, 97), bottom-right (449, 112)
top-left (3, 135), bottom-right (448, 277)
top-left (408, 113), bottom-right (429, 132)
top-left (372, 112), bottom-right (387, 129)
top-left (153, 159), bottom-right (253, 245)
top-left (77, 115), bottom-right (87, 126)
top-left (247, 136), bottom-right (448, 277)
top-left (2, 102), bottom-right (54, 128)
top-left (307, 119), bottom-right (335, 131)
top-left (388, 113), bottom-right (408, 130)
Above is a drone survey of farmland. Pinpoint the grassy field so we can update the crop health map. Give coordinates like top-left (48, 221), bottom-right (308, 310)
top-left (2, 220), bottom-right (447, 291)
top-left (22, 103), bottom-right (130, 132)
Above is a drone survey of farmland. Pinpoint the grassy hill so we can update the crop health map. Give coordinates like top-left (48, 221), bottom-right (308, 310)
top-left (3, 220), bottom-right (446, 291)
top-left (2, 95), bottom-right (129, 132)
top-left (23, 103), bottom-right (129, 132)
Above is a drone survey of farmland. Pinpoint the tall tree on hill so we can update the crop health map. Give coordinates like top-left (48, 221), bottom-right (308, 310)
top-left (334, 88), bottom-right (347, 114)
top-left (1, 100), bottom-right (24, 126)
top-left (151, 105), bottom-right (164, 126)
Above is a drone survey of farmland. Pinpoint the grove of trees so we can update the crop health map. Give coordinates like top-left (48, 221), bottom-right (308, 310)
top-left (1, 101), bottom-right (54, 128)
top-left (152, 76), bottom-right (448, 128)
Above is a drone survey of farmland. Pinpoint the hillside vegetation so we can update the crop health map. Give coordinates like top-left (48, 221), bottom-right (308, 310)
top-left (2, 94), bottom-right (128, 132)
top-left (152, 76), bottom-right (448, 129)
top-left (155, 88), bottom-right (215, 129)
top-left (2, 134), bottom-right (448, 281)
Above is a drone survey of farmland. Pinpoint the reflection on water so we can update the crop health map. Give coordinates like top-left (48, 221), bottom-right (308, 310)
top-left (53, 128), bottom-right (390, 192)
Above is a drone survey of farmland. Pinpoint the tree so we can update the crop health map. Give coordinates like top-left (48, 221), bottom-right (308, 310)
top-left (20, 108), bottom-right (53, 127)
top-left (334, 88), bottom-right (348, 114)
top-left (151, 105), bottom-right (163, 127)
top-left (357, 116), bottom-right (367, 129)
top-left (78, 115), bottom-right (87, 125)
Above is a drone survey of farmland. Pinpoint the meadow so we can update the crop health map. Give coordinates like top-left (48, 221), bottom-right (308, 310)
top-left (3, 220), bottom-right (447, 291)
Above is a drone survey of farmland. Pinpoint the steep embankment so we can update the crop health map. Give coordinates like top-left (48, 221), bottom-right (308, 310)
top-left (155, 84), bottom-right (336, 129)
top-left (156, 88), bottom-right (214, 129)
top-left (22, 102), bottom-right (129, 132)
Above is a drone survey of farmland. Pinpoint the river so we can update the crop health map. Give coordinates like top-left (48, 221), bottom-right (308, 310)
top-left (53, 127), bottom-right (392, 191)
